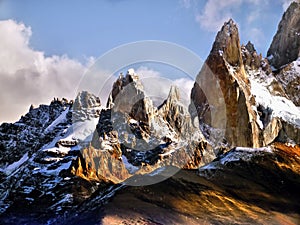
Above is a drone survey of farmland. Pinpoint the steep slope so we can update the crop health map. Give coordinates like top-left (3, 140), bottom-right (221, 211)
top-left (191, 18), bottom-right (300, 148)
top-left (0, 93), bottom-right (104, 224)
top-left (191, 19), bottom-right (262, 148)
top-left (267, 1), bottom-right (300, 70)
top-left (1, 3), bottom-right (300, 224)
top-left (267, 2), bottom-right (300, 107)
top-left (274, 57), bottom-right (300, 106)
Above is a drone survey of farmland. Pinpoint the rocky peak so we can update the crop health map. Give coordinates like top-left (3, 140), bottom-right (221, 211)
top-left (242, 41), bottom-right (271, 74)
top-left (191, 19), bottom-right (261, 148)
top-left (72, 91), bottom-right (102, 122)
top-left (245, 41), bottom-right (256, 54)
top-left (166, 85), bottom-right (180, 103)
top-left (212, 19), bottom-right (243, 67)
top-left (72, 91), bottom-right (101, 110)
top-left (267, 1), bottom-right (300, 69)
top-left (107, 69), bottom-right (143, 108)
top-left (107, 69), bottom-right (154, 124)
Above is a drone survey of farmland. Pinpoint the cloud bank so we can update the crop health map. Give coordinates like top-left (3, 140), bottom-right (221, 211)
top-left (0, 20), bottom-right (92, 123)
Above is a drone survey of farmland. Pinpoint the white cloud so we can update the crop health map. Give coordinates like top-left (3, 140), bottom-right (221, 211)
top-left (195, 0), bottom-right (242, 32)
top-left (246, 8), bottom-right (260, 24)
top-left (135, 66), bottom-right (194, 107)
top-left (0, 20), bottom-right (197, 123)
top-left (0, 20), bottom-right (92, 123)
top-left (195, 0), bottom-right (270, 32)
top-left (135, 66), bottom-right (161, 78)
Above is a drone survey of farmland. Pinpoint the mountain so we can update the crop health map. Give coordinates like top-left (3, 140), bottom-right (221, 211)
top-left (267, 1), bottom-right (300, 107)
top-left (1, 2), bottom-right (300, 225)
top-left (191, 16), bottom-right (300, 149)
top-left (267, 1), bottom-right (300, 70)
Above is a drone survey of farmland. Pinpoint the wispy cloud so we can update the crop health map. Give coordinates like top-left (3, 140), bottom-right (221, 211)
top-left (180, 0), bottom-right (192, 9)
top-left (0, 20), bottom-right (92, 123)
top-left (135, 66), bottom-right (194, 106)
top-left (195, 0), bottom-right (242, 32)
top-left (247, 27), bottom-right (265, 48)
top-left (190, 0), bottom-right (276, 32)
top-left (280, 0), bottom-right (294, 11)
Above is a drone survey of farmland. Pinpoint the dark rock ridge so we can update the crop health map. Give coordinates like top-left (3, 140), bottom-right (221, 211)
top-left (0, 93), bottom-right (104, 224)
top-left (274, 57), bottom-right (300, 106)
top-left (0, 98), bottom-right (72, 168)
top-left (267, 1), bottom-right (300, 69)
top-left (266, 1), bottom-right (300, 107)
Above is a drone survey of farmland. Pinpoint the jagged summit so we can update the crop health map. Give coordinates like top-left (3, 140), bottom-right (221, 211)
top-left (73, 91), bottom-right (101, 110)
top-left (211, 18), bottom-right (243, 66)
top-left (167, 85), bottom-right (180, 102)
top-left (267, 1), bottom-right (300, 69)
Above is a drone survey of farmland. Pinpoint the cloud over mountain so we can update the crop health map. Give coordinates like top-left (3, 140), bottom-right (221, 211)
top-left (0, 20), bottom-right (91, 123)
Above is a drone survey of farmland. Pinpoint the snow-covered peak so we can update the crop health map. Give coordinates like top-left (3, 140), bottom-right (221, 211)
top-left (127, 68), bottom-right (135, 76)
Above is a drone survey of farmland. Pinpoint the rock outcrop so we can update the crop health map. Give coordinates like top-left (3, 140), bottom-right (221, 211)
top-left (191, 19), bottom-right (262, 148)
top-left (267, 1), bottom-right (300, 69)
top-left (274, 58), bottom-right (300, 106)
top-left (72, 91), bottom-right (102, 122)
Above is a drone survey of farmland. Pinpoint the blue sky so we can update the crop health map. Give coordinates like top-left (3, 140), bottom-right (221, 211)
top-left (0, 0), bottom-right (293, 122)
top-left (0, 0), bottom-right (290, 61)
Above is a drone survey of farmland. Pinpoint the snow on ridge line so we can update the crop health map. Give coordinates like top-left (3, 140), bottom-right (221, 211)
top-left (1, 153), bottom-right (29, 175)
top-left (220, 147), bottom-right (273, 165)
top-left (45, 109), bottom-right (69, 133)
top-left (234, 146), bottom-right (273, 153)
top-left (121, 155), bottom-right (139, 174)
top-left (199, 146), bottom-right (273, 171)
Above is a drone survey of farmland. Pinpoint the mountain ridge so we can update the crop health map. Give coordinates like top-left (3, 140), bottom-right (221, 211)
top-left (0, 2), bottom-right (300, 224)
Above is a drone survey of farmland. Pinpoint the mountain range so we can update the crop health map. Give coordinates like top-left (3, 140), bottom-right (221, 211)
top-left (0, 2), bottom-right (300, 225)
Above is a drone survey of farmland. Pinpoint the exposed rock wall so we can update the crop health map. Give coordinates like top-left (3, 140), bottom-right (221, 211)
top-left (267, 2), bottom-right (300, 69)
top-left (191, 19), bottom-right (261, 148)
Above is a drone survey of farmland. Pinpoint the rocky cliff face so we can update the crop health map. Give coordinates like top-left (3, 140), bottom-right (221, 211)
top-left (191, 18), bottom-right (300, 149)
top-left (191, 19), bottom-right (262, 148)
top-left (267, 1), bottom-right (300, 69)
top-left (266, 2), bottom-right (300, 107)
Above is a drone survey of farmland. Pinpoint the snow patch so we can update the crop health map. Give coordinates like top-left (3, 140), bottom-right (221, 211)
top-left (250, 79), bottom-right (300, 127)
top-left (220, 147), bottom-right (273, 165)
top-left (45, 109), bottom-right (69, 133)
top-left (2, 153), bottom-right (29, 175)
top-left (122, 155), bottom-right (139, 174)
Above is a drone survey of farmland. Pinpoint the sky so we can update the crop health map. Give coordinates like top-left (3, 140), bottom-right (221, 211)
top-left (0, 0), bottom-right (294, 123)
